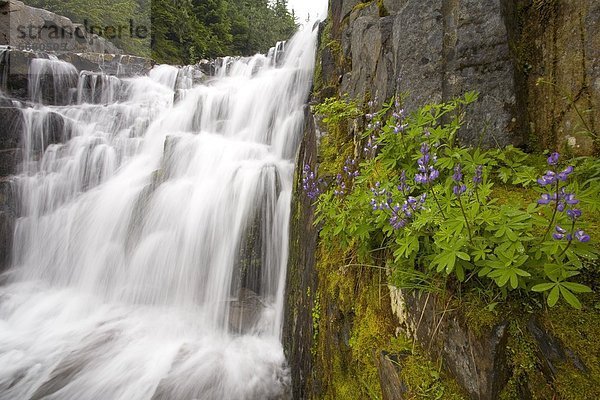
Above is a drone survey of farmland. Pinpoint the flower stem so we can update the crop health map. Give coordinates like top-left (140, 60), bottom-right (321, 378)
top-left (542, 180), bottom-right (560, 242)
top-left (429, 184), bottom-right (446, 219)
top-left (558, 220), bottom-right (577, 258)
top-left (457, 195), bottom-right (473, 243)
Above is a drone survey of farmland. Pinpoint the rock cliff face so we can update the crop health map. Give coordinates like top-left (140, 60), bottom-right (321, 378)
top-left (510, 0), bottom-right (600, 154)
top-left (316, 0), bottom-right (599, 153)
top-left (284, 1), bottom-right (600, 399)
top-left (320, 0), bottom-right (520, 147)
top-left (0, 0), bottom-right (122, 54)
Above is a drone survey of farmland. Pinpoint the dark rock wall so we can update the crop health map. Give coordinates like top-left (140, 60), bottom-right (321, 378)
top-left (285, 0), bottom-right (600, 399)
top-left (323, 0), bottom-right (520, 148)
top-left (318, 0), bottom-right (600, 152)
top-left (0, 94), bottom-right (21, 272)
top-left (283, 108), bottom-right (320, 400)
top-left (510, 0), bottom-right (600, 154)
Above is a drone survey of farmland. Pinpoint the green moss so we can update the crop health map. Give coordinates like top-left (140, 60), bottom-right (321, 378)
top-left (399, 353), bottom-right (466, 400)
top-left (351, 1), bottom-right (372, 13)
top-left (459, 293), bottom-right (503, 338)
top-left (376, 0), bottom-right (389, 17)
top-left (544, 304), bottom-right (600, 398)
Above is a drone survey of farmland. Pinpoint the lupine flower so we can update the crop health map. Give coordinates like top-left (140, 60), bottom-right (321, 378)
top-left (452, 164), bottom-right (467, 196)
top-left (415, 143), bottom-right (439, 185)
top-left (302, 163), bottom-right (322, 200)
top-left (547, 152), bottom-right (560, 166)
top-left (553, 224), bottom-right (591, 243)
top-left (473, 165), bottom-right (483, 184)
top-left (389, 213), bottom-right (407, 230)
top-left (452, 164), bottom-right (463, 182)
top-left (575, 230), bottom-right (591, 243)
top-left (557, 166), bottom-right (574, 181)
top-left (392, 109), bottom-right (405, 121)
top-left (538, 170), bottom-right (557, 186)
top-left (567, 208), bottom-right (582, 221)
top-left (397, 170), bottom-right (410, 194)
top-left (334, 158), bottom-right (360, 197)
top-left (538, 193), bottom-right (556, 205)
top-left (394, 124), bottom-right (408, 134)
top-left (370, 185), bottom-right (392, 210)
top-left (453, 184), bottom-right (467, 196)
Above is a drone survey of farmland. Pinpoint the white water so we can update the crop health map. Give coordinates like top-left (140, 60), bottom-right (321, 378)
top-left (0, 25), bottom-right (317, 400)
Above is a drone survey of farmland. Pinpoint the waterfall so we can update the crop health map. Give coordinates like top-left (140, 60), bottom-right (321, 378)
top-left (0, 24), bottom-right (318, 400)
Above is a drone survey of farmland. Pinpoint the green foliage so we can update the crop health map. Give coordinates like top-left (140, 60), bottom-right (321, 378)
top-left (24, 0), bottom-right (297, 64)
top-left (310, 93), bottom-right (599, 309)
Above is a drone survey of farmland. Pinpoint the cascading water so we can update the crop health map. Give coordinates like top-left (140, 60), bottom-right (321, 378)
top-left (0, 23), bottom-right (318, 400)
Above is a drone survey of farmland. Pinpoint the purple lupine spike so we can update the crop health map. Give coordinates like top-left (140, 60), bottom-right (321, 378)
top-left (452, 164), bottom-right (463, 182)
top-left (473, 165), bottom-right (483, 184)
top-left (547, 152), bottom-right (560, 166)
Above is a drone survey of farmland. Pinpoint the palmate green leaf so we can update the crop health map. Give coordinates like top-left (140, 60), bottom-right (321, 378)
top-left (532, 282), bottom-right (556, 292)
top-left (498, 167), bottom-right (512, 183)
top-left (559, 286), bottom-right (582, 309)
top-left (433, 252), bottom-right (456, 274)
top-left (548, 286), bottom-right (560, 307)
top-left (561, 282), bottom-right (592, 294)
top-left (394, 235), bottom-right (420, 260)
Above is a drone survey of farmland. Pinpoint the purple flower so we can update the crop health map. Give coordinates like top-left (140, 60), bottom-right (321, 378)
top-left (453, 184), bottom-right (467, 196)
top-left (567, 208), bottom-right (582, 221)
top-left (390, 215), bottom-right (407, 230)
top-left (414, 143), bottom-right (439, 185)
top-left (394, 124), bottom-right (408, 134)
top-left (302, 163), bottom-right (322, 200)
top-left (553, 225), bottom-right (567, 240)
top-left (557, 166), bottom-right (574, 181)
top-left (575, 230), bottom-right (591, 243)
top-left (547, 152), bottom-right (560, 166)
top-left (364, 134), bottom-right (378, 155)
top-left (563, 192), bottom-right (579, 205)
top-left (473, 165), bottom-right (483, 185)
top-left (538, 193), bottom-right (555, 205)
top-left (538, 171), bottom-right (557, 186)
top-left (452, 164), bottom-right (463, 182)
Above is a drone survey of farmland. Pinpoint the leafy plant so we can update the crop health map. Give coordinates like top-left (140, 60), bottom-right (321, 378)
top-left (308, 93), bottom-right (599, 309)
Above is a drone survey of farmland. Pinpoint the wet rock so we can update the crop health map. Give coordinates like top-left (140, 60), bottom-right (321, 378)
top-left (527, 317), bottom-right (588, 380)
top-left (513, 0), bottom-right (600, 154)
top-left (283, 107), bottom-right (319, 400)
top-left (0, 180), bottom-right (14, 273)
top-left (0, 96), bottom-right (23, 176)
top-left (378, 351), bottom-right (408, 400)
top-left (29, 329), bottom-right (120, 400)
top-left (390, 288), bottom-right (510, 400)
top-left (228, 288), bottom-right (267, 334)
